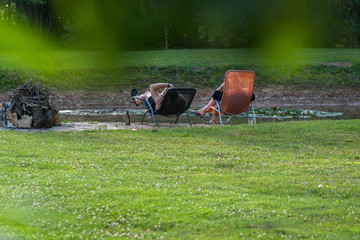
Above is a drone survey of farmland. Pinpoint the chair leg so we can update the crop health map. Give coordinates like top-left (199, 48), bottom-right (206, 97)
top-left (209, 114), bottom-right (214, 124)
top-left (251, 103), bottom-right (256, 124)
top-left (144, 98), bottom-right (159, 127)
top-left (174, 112), bottom-right (192, 127)
top-left (174, 115), bottom-right (180, 124)
top-left (185, 111), bottom-right (192, 126)
top-left (142, 111), bottom-right (158, 127)
top-left (141, 111), bottom-right (148, 125)
top-left (212, 115), bottom-right (219, 125)
top-left (150, 113), bottom-right (158, 127)
top-left (245, 110), bottom-right (249, 124)
top-left (218, 115), bottom-right (224, 125)
top-left (215, 101), bottom-right (224, 125)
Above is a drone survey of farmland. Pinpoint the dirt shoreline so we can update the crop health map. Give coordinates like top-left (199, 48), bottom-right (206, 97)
top-left (1, 86), bottom-right (359, 131)
top-left (2, 86), bottom-right (357, 110)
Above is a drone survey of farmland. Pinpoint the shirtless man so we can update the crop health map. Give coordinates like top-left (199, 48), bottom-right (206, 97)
top-left (131, 83), bottom-right (175, 111)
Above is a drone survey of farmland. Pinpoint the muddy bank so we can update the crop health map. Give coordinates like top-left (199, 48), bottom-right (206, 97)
top-left (0, 122), bottom-right (208, 132)
top-left (1, 87), bottom-right (356, 111)
top-left (2, 86), bottom-right (360, 112)
top-left (0, 86), bottom-right (359, 132)
top-left (47, 87), bottom-right (360, 119)
top-left (255, 87), bottom-right (360, 119)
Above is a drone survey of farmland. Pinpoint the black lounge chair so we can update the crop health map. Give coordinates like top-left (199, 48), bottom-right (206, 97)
top-left (133, 88), bottom-right (196, 127)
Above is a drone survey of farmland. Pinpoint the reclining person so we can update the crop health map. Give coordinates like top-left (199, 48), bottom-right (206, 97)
top-left (195, 82), bottom-right (255, 118)
top-left (131, 83), bottom-right (177, 111)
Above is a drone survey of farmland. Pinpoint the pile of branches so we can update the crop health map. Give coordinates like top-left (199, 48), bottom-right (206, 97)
top-left (9, 80), bottom-right (60, 128)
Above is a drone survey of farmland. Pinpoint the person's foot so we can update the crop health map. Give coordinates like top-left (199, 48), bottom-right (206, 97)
top-left (190, 110), bottom-right (204, 118)
top-left (196, 109), bottom-right (206, 117)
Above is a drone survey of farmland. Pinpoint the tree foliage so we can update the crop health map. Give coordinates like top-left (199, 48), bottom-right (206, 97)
top-left (1, 0), bottom-right (360, 50)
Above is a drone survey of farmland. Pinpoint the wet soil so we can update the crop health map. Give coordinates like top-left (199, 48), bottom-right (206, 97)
top-left (7, 86), bottom-right (357, 112)
top-left (1, 86), bottom-right (359, 131)
top-left (50, 86), bottom-right (360, 118)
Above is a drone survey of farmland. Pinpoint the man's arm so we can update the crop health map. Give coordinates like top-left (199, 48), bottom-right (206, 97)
top-left (150, 83), bottom-right (173, 92)
top-left (149, 83), bottom-right (173, 105)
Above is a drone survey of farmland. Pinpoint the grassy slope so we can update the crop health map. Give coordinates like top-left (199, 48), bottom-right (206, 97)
top-left (0, 120), bottom-right (359, 239)
top-left (0, 48), bottom-right (359, 90)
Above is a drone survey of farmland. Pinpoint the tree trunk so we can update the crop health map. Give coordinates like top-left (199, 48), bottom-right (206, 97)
top-left (46, 12), bottom-right (52, 38)
top-left (39, 3), bottom-right (44, 34)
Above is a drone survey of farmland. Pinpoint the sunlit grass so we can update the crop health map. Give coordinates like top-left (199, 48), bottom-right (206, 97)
top-left (0, 120), bottom-right (359, 239)
top-left (1, 48), bottom-right (359, 70)
top-left (0, 48), bottom-right (359, 90)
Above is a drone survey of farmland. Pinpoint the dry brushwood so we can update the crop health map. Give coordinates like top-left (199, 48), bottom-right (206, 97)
top-left (9, 80), bottom-right (60, 128)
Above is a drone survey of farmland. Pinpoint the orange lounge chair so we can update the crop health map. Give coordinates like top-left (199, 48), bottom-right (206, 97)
top-left (206, 70), bottom-right (256, 125)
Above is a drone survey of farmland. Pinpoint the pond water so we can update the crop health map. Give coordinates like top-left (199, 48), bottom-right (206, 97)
top-left (58, 105), bottom-right (359, 124)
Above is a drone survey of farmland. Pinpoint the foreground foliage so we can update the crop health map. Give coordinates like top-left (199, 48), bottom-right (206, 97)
top-left (0, 120), bottom-right (359, 239)
top-left (1, 0), bottom-right (360, 49)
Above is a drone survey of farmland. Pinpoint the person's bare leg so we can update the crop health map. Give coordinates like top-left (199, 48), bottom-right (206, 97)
top-left (196, 99), bottom-right (216, 116)
top-left (196, 82), bottom-right (225, 116)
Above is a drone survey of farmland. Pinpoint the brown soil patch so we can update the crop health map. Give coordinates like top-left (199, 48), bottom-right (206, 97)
top-left (1, 86), bottom-right (360, 110)
top-left (2, 86), bottom-right (359, 111)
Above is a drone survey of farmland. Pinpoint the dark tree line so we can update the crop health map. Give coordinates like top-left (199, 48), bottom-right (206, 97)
top-left (1, 0), bottom-right (360, 50)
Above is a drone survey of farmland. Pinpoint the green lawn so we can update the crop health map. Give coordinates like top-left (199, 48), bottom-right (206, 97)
top-left (1, 48), bottom-right (359, 90)
top-left (1, 120), bottom-right (359, 239)
top-left (1, 48), bottom-right (359, 69)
